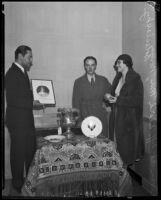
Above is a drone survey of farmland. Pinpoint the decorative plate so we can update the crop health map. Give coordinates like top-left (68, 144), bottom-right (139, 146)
top-left (44, 135), bottom-right (66, 142)
top-left (81, 116), bottom-right (102, 138)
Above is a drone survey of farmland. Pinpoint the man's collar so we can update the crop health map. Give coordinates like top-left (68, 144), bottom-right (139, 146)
top-left (14, 62), bottom-right (25, 73)
top-left (87, 74), bottom-right (95, 81)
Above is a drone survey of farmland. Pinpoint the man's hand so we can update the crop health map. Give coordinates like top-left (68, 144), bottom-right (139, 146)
top-left (104, 93), bottom-right (117, 104)
top-left (104, 93), bottom-right (111, 101)
top-left (33, 100), bottom-right (45, 110)
top-left (108, 96), bottom-right (117, 104)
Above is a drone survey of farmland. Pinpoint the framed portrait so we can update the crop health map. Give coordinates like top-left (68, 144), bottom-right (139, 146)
top-left (31, 79), bottom-right (56, 106)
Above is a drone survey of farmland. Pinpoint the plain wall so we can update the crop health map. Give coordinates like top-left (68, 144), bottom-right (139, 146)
top-left (4, 2), bottom-right (122, 109)
top-left (4, 2), bottom-right (122, 179)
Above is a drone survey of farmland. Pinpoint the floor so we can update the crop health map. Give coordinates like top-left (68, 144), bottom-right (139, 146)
top-left (2, 170), bottom-right (151, 197)
top-left (128, 171), bottom-right (151, 197)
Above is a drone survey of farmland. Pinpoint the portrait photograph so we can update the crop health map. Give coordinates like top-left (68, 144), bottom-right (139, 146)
top-left (31, 79), bottom-right (56, 106)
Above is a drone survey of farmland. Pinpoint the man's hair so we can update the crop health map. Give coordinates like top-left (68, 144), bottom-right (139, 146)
top-left (15, 45), bottom-right (32, 60)
top-left (116, 54), bottom-right (133, 69)
top-left (84, 56), bottom-right (97, 65)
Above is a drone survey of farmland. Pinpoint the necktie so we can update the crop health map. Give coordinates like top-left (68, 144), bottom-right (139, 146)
top-left (91, 77), bottom-right (94, 86)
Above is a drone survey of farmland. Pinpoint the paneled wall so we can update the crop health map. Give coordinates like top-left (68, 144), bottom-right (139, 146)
top-left (4, 2), bottom-right (122, 179)
top-left (122, 2), bottom-right (157, 195)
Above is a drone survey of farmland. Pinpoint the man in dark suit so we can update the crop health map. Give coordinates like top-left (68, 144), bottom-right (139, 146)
top-left (5, 45), bottom-right (42, 194)
top-left (72, 56), bottom-right (111, 137)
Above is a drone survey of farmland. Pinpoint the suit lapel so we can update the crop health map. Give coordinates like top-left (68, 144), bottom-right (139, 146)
top-left (24, 70), bottom-right (30, 87)
top-left (12, 63), bottom-right (30, 88)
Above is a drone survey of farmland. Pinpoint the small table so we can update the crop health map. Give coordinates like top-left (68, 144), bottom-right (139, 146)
top-left (22, 133), bottom-right (132, 197)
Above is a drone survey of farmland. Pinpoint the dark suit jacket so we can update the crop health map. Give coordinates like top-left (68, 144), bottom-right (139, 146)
top-left (72, 73), bottom-right (111, 119)
top-left (5, 63), bottom-right (35, 131)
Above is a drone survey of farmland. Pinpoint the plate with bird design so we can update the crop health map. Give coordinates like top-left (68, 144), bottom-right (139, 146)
top-left (81, 116), bottom-right (102, 138)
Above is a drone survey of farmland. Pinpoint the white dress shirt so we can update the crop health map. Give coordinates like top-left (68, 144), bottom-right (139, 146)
top-left (14, 62), bottom-right (25, 73)
top-left (87, 74), bottom-right (95, 83)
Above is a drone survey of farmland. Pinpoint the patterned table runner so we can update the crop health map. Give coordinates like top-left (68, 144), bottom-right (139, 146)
top-left (22, 135), bottom-right (132, 197)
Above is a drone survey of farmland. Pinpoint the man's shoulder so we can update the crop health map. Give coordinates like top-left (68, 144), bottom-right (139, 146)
top-left (6, 64), bottom-right (14, 75)
top-left (6, 63), bottom-right (22, 78)
top-left (96, 74), bottom-right (108, 82)
top-left (74, 75), bottom-right (86, 82)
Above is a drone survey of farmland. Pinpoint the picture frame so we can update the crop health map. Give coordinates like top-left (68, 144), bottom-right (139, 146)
top-left (31, 79), bottom-right (56, 107)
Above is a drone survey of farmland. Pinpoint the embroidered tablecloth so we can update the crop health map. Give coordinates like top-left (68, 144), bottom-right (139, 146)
top-left (22, 135), bottom-right (132, 197)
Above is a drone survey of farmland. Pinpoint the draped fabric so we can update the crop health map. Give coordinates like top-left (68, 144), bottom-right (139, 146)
top-left (22, 135), bottom-right (132, 197)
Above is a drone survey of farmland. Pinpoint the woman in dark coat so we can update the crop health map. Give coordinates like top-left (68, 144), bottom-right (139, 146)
top-left (105, 54), bottom-right (145, 166)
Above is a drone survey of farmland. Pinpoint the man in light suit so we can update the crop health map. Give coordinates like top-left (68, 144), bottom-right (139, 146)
top-left (72, 56), bottom-right (111, 137)
top-left (5, 45), bottom-right (42, 194)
